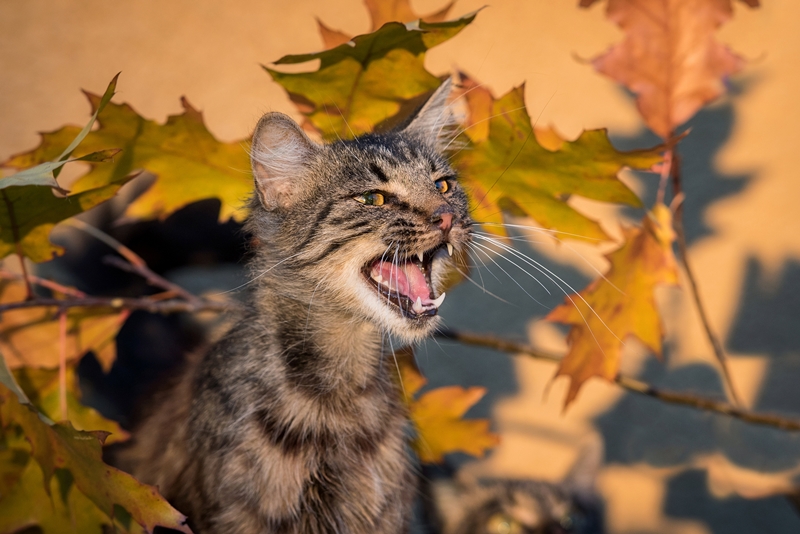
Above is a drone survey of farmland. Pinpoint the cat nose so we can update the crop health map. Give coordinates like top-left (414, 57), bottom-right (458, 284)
top-left (430, 205), bottom-right (454, 233)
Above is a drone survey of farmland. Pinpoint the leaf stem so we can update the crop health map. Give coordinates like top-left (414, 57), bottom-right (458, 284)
top-left (668, 146), bottom-right (741, 406)
top-left (436, 329), bottom-right (800, 432)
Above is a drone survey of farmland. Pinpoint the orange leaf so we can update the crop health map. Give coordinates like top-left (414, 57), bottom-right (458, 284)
top-left (584, 0), bottom-right (758, 138)
top-left (395, 349), bottom-right (499, 464)
top-left (547, 204), bottom-right (679, 405)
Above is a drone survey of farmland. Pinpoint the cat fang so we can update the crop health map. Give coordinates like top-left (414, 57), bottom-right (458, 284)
top-left (364, 242), bottom-right (451, 320)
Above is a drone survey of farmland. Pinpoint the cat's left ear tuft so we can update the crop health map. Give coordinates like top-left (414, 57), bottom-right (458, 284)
top-left (402, 78), bottom-right (459, 153)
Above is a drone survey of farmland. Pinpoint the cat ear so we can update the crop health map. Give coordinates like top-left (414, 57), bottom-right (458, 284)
top-left (250, 112), bottom-right (319, 210)
top-left (402, 78), bottom-right (458, 152)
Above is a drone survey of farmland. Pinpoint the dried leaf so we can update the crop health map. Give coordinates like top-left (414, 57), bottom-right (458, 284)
top-left (4, 95), bottom-right (252, 223)
top-left (267, 12), bottom-right (477, 141)
top-left (0, 383), bottom-right (191, 533)
top-left (396, 349), bottom-right (499, 464)
top-left (0, 278), bottom-right (126, 371)
top-left (584, 0), bottom-right (759, 139)
top-left (547, 204), bottom-right (680, 405)
top-left (454, 75), bottom-right (661, 240)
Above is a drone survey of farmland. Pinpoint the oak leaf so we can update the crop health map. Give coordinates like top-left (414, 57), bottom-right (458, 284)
top-left (316, 0), bottom-right (455, 48)
top-left (546, 203), bottom-right (680, 405)
top-left (0, 380), bottom-right (191, 533)
top-left (453, 75), bottom-right (662, 240)
top-left (582, 0), bottom-right (759, 139)
top-left (4, 94), bottom-right (252, 223)
top-left (396, 349), bottom-right (499, 464)
top-left (14, 366), bottom-right (129, 444)
top-left (267, 12), bottom-right (477, 141)
top-left (0, 277), bottom-right (127, 372)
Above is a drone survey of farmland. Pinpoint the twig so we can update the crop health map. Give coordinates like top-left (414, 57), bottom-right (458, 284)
top-left (63, 218), bottom-right (146, 267)
top-left (669, 147), bottom-right (741, 406)
top-left (0, 270), bottom-right (87, 298)
top-left (58, 310), bottom-right (68, 421)
top-left (103, 256), bottom-right (201, 304)
top-left (436, 329), bottom-right (800, 432)
top-left (0, 296), bottom-right (234, 315)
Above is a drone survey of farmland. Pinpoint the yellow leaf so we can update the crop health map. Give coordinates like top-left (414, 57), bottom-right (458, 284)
top-left (547, 204), bottom-right (680, 405)
top-left (395, 349), bottom-right (499, 464)
top-left (268, 12), bottom-right (477, 141)
top-left (0, 278), bottom-right (126, 372)
top-left (454, 74), bottom-right (661, 240)
top-left (4, 94), bottom-right (252, 223)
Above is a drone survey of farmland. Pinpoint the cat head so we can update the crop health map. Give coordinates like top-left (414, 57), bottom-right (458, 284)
top-left (248, 79), bottom-right (471, 342)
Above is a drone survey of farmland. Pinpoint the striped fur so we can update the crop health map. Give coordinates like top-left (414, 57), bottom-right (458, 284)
top-left (126, 82), bottom-right (472, 533)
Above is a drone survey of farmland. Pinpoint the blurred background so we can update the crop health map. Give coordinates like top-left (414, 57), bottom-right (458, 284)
top-left (2, 1), bottom-right (800, 532)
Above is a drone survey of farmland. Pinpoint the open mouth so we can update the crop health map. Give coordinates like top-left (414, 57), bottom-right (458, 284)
top-left (362, 243), bottom-right (453, 320)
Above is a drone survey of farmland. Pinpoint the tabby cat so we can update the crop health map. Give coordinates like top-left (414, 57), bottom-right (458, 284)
top-left (125, 79), bottom-right (471, 533)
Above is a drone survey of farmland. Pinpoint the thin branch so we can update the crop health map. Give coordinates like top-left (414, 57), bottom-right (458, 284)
top-left (436, 329), bottom-right (800, 432)
top-left (63, 218), bottom-right (146, 267)
top-left (0, 270), bottom-right (87, 298)
top-left (0, 295), bottom-right (234, 315)
top-left (103, 256), bottom-right (201, 304)
top-left (669, 147), bottom-right (741, 406)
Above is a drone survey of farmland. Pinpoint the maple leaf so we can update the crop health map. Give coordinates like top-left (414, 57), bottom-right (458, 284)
top-left (0, 277), bottom-right (127, 371)
top-left (546, 203), bottom-right (679, 405)
top-left (0, 377), bottom-right (191, 533)
top-left (581, 0), bottom-right (759, 139)
top-left (4, 93), bottom-right (252, 223)
top-left (396, 348), bottom-right (499, 464)
top-left (267, 11), bottom-right (477, 141)
top-left (316, 0), bottom-right (455, 48)
top-left (453, 75), bottom-right (662, 240)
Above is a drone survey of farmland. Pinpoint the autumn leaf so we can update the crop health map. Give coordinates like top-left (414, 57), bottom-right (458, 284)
top-left (267, 11), bottom-right (477, 141)
top-left (395, 348), bottom-right (499, 464)
top-left (316, 0), bottom-right (455, 48)
top-left (453, 75), bottom-right (662, 240)
top-left (0, 277), bottom-right (127, 372)
top-left (581, 0), bottom-right (759, 139)
top-left (0, 381), bottom-right (191, 533)
top-left (547, 203), bottom-right (679, 405)
top-left (0, 173), bottom-right (132, 263)
top-left (14, 366), bottom-right (129, 444)
top-left (4, 94), bottom-right (252, 223)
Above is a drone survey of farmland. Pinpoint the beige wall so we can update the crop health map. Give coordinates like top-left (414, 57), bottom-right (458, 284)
top-left (2, 1), bottom-right (799, 532)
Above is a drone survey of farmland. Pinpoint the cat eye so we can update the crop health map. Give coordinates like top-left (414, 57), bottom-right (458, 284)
top-left (434, 178), bottom-right (449, 194)
top-left (355, 192), bottom-right (385, 206)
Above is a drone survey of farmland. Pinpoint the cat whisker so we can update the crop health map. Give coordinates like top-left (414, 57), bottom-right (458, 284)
top-left (474, 234), bottom-right (621, 349)
top-left (469, 241), bottom-right (548, 309)
top-left (452, 263), bottom-right (514, 306)
top-left (212, 250), bottom-right (306, 295)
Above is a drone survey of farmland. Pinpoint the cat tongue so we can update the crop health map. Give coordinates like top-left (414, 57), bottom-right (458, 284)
top-left (372, 260), bottom-right (431, 302)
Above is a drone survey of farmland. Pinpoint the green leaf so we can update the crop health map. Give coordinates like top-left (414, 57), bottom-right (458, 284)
top-left (4, 95), bottom-right (253, 223)
top-left (0, 383), bottom-right (191, 533)
top-left (454, 77), bottom-right (663, 240)
top-left (267, 13), bottom-right (477, 141)
top-left (0, 173), bottom-right (131, 262)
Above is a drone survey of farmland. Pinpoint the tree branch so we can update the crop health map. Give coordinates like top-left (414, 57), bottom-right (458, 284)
top-left (0, 295), bottom-right (234, 315)
top-left (436, 329), bottom-right (800, 432)
top-left (669, 147), bottom-right (742, 406)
